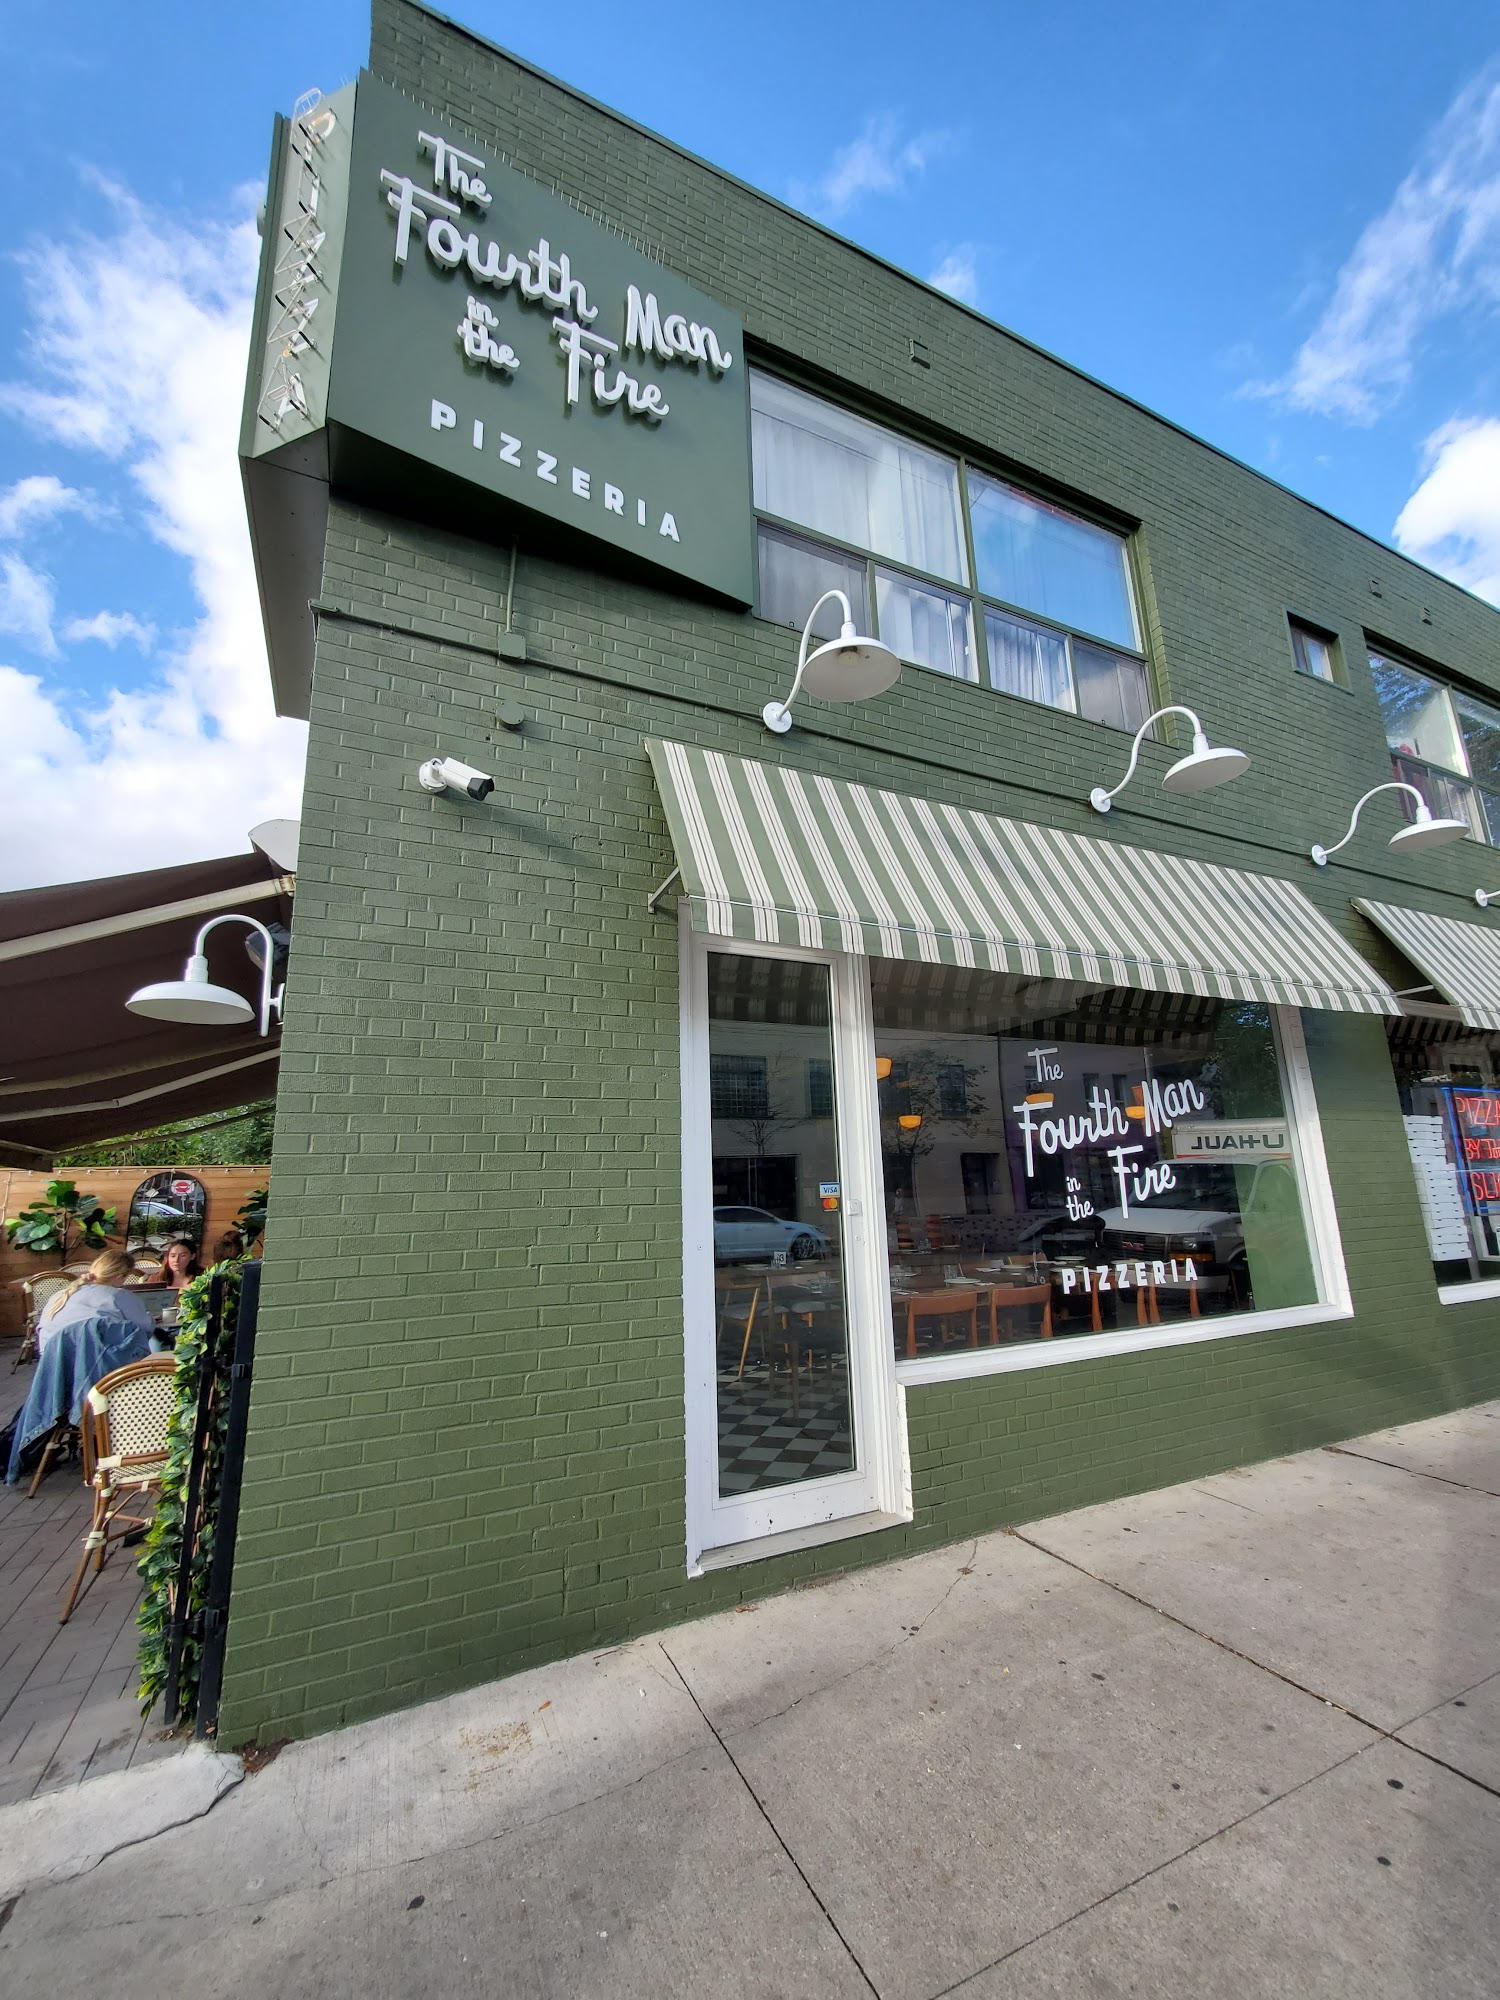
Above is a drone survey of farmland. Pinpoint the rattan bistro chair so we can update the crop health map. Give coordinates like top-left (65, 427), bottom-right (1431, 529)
top-left (59, 1355), bottom-right (176, 1625)
top-left (14, 1274), bottom-right (70, 1370)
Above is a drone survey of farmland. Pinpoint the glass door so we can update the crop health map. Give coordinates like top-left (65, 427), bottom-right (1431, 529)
top-left (680, 929), bottom-right (906, 1568)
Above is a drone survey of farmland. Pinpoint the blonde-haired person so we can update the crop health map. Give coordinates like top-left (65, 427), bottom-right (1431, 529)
top-left (37, 1248), bottom-right (154, 1354)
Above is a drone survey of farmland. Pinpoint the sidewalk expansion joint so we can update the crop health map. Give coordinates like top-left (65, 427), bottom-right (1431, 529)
top-left (1321, 1443), bottom-right (1500, 1499)
top-left (925, 1741), bottom-right (1371, 2000)
top-left (1004, 1527), bottom-right (1500, 1805)
top-left (659, 1640), bottom-right (883, 2000)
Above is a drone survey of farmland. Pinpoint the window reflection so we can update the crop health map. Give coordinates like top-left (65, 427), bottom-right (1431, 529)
top-left (708, 953), bottom-right (855, 1495)
top-left (1387, 1016), bottom-right (1500, 1285)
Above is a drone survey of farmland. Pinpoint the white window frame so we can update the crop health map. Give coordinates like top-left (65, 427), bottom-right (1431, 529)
top-left (894, 1005), bottom-right (1354, 1384)
top-left (679, 914), bottom-right (911, 1576)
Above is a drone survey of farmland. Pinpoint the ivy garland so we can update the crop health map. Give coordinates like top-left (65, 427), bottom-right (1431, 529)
top-left (136, 1262), bottom-right (242, 1723)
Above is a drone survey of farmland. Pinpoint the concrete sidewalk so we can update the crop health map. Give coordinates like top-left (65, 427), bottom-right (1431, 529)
top-left (1, 1403), bottom-right (1497, 1998)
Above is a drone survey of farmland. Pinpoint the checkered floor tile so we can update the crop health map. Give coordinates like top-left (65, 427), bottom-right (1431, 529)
top-left (716, 1364), bottom-right (854, 1494)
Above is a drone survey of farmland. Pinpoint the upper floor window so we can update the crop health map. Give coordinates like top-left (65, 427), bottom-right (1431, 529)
top-left (750, 369), bottom-right (1150, 732)
top-left (1289, 618), bottom-right (1344, 686)
top-left (968, 471), bottom-right (1137, 652)
top-left (750, 373), bottom-right (967, 587)
top-left (710, 1053), bottom-right (769, 1120)
top-left (1370, 651), bottom-right (1499, 844)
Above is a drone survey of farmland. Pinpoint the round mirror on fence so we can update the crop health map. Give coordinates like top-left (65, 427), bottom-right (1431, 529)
top-left (125, 1171), bottom-right (207, 1256)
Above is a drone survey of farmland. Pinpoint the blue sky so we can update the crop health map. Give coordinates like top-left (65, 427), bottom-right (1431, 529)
top-left (2, 0), bottom-right (1498, 887)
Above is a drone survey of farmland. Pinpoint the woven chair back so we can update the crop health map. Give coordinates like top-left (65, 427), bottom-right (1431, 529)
top-left (82, 1356), bottom-right (177, 1479)
top-left (25, 1274), bottom-right (70, 1319)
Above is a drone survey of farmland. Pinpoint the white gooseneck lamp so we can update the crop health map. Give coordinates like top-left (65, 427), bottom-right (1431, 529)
top-left (1088, 705), bottom-right (1250, 814)
top-left (762, 589), bottom-right (902, 734)
top-left (126, 913), bottom-right (284, 1035)
top-left (1309, 782), bottom-right (1470, 868)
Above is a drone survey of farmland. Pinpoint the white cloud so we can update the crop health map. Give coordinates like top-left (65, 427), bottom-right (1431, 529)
top-left (1254, 68), bottom-right (1500, 422)
top-left (64, 609), bottom-right (156, 649)
top-left (928, 246), bottom-right (979, 306)
top-left (0, 553), bottom-right (59, 657)
top-left (1393, 416), bottom-right (1500, 606)
top-left (791, 115), bottom-right (954, 220)
top-left (0, 474), bottom-right (94, 539)
top-left (0, 179), bottom-right (306, 890)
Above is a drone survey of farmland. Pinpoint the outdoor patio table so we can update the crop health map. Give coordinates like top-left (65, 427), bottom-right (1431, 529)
top-left (4, 1313), bottom-right (154, 1485)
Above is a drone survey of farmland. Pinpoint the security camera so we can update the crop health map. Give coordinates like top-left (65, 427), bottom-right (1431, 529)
top-left (418, 755), bottom-right (495, 800)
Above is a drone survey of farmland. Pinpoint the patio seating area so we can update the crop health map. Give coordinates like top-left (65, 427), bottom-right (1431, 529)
top-left (0, 1362), bottom-right (176, 1809)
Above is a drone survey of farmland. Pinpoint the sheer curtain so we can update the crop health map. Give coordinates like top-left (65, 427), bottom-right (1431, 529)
top-left (751, 372), bottom-right (967, 585)
top-left (985, 609), bottom-right (1073, 711)
top-left (876, 572), bottom-right (975, 681)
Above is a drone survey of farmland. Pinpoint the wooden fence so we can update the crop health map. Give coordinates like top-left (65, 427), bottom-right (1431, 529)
top-left (0, 1165), bottom-right (268, 1342)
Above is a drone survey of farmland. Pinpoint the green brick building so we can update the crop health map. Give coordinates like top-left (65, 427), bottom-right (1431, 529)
top-left (221, 0), bottom-right (1500, 1743)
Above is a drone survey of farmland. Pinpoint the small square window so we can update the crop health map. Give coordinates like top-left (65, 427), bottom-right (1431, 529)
top-left (1290, 619), bottom-right (1343, 685)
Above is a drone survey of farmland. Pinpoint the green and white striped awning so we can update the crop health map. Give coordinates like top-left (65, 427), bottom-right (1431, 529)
top-left (647, 739), bottom-right (1399, 1016)
top-left (1355, 899), bottom-right (1500, 1031)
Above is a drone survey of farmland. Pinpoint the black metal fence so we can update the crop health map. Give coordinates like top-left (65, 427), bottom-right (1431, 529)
top-left (162, 1258), bottom-right (261, 1737)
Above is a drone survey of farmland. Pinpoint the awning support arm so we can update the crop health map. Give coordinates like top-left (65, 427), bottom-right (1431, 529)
top-left (647, 867), bottom-right (682, 913)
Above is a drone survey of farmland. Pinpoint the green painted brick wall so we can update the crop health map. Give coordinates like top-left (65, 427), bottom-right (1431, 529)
top-left (215, 0), bottom-right (1500, 1743)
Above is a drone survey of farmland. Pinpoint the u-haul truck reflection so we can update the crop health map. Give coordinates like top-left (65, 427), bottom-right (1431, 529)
top-left (1165, 1120), bottom-right (1293, 1162)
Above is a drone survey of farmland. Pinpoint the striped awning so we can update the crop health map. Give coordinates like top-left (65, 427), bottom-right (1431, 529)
top-left (647, 739), bottom-right (1399, 1016)
top-left (1355, 899), bottom-right (1500, 1031)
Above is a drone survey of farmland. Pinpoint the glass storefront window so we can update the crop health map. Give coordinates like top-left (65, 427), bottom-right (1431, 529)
top-left (869, 962), bottom-right (1319, 1357)
top-left (707, 952), bottom-right (855, 1496)
top-left (1386, 1015), bottom-right (1500, 1286)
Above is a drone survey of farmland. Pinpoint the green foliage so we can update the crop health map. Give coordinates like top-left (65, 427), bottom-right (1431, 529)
top-left (136, 1262), bottom-right (242, 1724)
top-left (236, 1186), bottom-right (269, 1241)
top-left (56, 1102), bottom-right (276, 1171)
top-left (3, 1179), bottom-right (117, 1264)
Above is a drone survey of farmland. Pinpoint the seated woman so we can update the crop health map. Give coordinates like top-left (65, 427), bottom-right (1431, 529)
top-left (160, 1237), bottom-right (203, 1295)
top-left (212, 1227), bottom-right (246, 1264)
top-left (38, 1248), bottom-right (155, 1353)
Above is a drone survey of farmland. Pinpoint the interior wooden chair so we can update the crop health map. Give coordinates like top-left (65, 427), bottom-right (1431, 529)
top-left (715, 1278), bottom-right (763, 1380)
top-left (899, 1289), bottom-right (979, 1358)
top-left (986, 1283), bottom-right (1053, 1342)
top-left (59, 1355), bottom-right (177, 1626)
top-left (1146, 1267), bottom-right (1235, 1323)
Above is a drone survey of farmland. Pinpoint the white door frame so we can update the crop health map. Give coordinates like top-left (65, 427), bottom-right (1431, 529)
top-left (679, 911), bottom-right (910, 1573)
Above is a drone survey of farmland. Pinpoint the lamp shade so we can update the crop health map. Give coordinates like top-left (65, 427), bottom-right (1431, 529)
top-left (1389, 810), bottom-right (1469, 854)
top-left (126, 951), bottom-right (255, 1027)
top-left (1162, 741), bottom-right (1250, 794)
top-left (798, 625), bottom-right (902, 701)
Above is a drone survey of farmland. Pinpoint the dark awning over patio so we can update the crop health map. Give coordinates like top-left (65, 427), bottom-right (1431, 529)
top-left (0, 834), bottom-right (294, 1167)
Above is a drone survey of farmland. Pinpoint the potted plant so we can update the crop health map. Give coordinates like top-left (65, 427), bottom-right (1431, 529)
top-left (4, 1179), bottom-right (118, 1265)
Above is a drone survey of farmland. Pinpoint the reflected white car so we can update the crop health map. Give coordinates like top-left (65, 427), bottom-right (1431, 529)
top-left (713, 1206), bottom-right (828, 1263)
